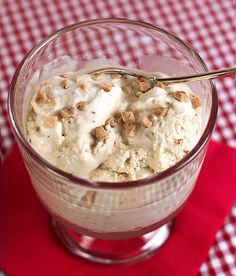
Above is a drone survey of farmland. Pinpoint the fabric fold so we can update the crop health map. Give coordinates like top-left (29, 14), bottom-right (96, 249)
top-left (2, 141), bottom-right (236, 276)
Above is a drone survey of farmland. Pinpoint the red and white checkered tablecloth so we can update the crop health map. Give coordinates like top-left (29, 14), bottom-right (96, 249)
top-left (0, 0), bottom-right (236, 275)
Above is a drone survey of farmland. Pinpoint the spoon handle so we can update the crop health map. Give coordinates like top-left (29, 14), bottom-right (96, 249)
top-left (89, 66), bottom-right (236, 84)
top-left (158, 66), bottom-right (236, 83)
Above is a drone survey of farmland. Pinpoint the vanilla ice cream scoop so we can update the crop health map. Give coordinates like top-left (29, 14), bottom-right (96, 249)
top-left (26, 71), bottom-right (202, 181)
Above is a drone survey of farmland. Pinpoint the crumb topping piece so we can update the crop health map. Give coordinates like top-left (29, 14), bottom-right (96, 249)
top-left (155, 81), bottom-right (168, 89)
top-left (35, 91), bottom-right (57, 106)
top-left (124, 124), bottom-right (136, 137)
top-left (80, 191), bottom-right (96, 208)
top-left (137, 81), bottom-right (151, 92)
top-left (44, 115), bottom-right (58, 128)
top-left (142, 117), bottom-right (153, 128)
top-left (175, 139), bottom-right (183, 145)
top-left (95, 126), bottom-right (109, 141)
top-left (80, 82), bottom-right (88, 91)
top-left (114, 113), bottom-right (123, 124)
top-left (121, 111), bottom-right (135, 124)
top-left (99, 82), bottom-right (112, 92)
top-left (60, 79), bottom-right (70, 89)
top-left (172, 91), bottom-right (189, 102)
top-left (35, 91), bottom-right (47, 105)
top-left (190, 94), bottom-right (201, 109)
top-left (153, 107), bottom-right (168, 116)
top-left (105, 118), bottom-right (117, 127)
top-left (59, 107), bottom-right (77, 119)
top-left (76, 101), bottom-right (87, 111)
top-left (46, 97), bottom-right (57, 106)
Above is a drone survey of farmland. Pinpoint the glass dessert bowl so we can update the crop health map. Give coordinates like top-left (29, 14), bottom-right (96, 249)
top-left (8, 19), bottom-right (218, 264)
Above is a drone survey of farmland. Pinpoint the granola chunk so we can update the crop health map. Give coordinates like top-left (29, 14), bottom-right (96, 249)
top-left (137, 81), bottom-right (151, 92)
top-left (46, 97), bottom-right (57, 106)
top-left (142, 117), bottom-right (153, 128)
top-left (124, 124), bottom-right (136, 137)
top-left (172, 91), bottom-right (189, 102)
top-left (155, 81), bottom-right (168, 89)
top-left (175, 139), bottom-right (183, 145)
top-left (35, 91), bottom-right (47, 105)
top-left (121, 111), bottom-right (135, 124)
top-left (153, 107), bottom-right (168, 116)
top-left (190, 94), bottom-right (201, 109)
top-left (59, 107), bottom-right (77, 119)
top-left (60, 79), bottom-right (70, 89)
top-left (99, 82), bottom-right (112, 92)
top-left (43, 116), bottom-right (58, 128)
top-left (105, 118), bottom-right (117, 127)
top-left (76, 101), bottom-right (87, 111)
top-left (80, 82), bottom-right (88, 91)
top-left (95, 126), bottom-right (109, 141)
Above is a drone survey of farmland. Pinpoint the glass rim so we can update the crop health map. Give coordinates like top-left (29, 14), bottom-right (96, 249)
top-left (8, 18), bottom-right (218, 189)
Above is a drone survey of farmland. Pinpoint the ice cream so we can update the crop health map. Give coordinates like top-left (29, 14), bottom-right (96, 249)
top-left (23, 68), bottom-right (204, 235)
top-left (26, 71), bottom-right (202, 182)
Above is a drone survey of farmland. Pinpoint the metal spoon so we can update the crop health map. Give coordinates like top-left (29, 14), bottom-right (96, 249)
top-left (89, 65), bottom-right (236, 84)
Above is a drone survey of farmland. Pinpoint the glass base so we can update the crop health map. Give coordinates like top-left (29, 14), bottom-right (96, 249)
top-left (52, 219), bottom-right (173, 265)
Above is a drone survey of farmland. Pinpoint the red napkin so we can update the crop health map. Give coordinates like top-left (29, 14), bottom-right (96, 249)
top-left (2, 141), bottom-right (236, 276)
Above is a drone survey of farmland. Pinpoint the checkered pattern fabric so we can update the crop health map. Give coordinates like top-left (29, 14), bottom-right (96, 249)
top-left (1, 0), bottom-right (235, 274)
